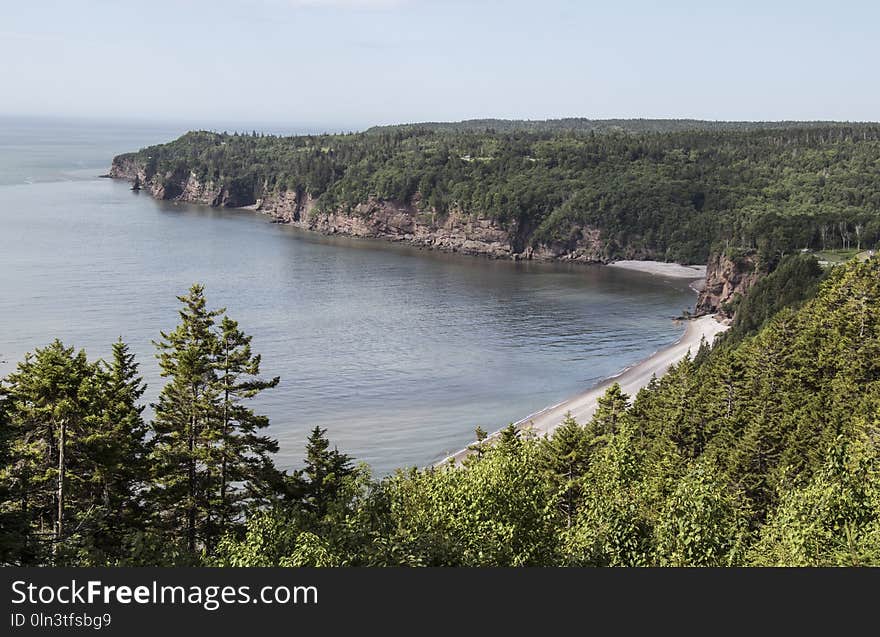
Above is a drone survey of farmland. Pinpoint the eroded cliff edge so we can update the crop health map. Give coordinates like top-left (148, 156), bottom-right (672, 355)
top-left (695, 251), bottom-right (761, 318)
top-left (111, 156), bottom-right (622, 263)
top-left (111, 154), bottom-right (760, 316)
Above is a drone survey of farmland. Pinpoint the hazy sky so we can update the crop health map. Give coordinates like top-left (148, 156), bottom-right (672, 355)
top-left (2, 0), bottom-right (877, 129)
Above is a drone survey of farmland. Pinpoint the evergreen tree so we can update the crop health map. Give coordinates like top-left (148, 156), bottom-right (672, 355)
top-left (74, 339), bottom-right (151, 563)
top-left (467, 426), bottom-right (489, 458)
top-left (539, 413), bottom-right (591, 532)
top-left (498, 424), bottom-right (520, 450)
top-left (150, 286), bottom-right (283, 555)
top-left (0, 385), bottom-right (23, 564)
top-left (3, 258), bottom-right (880, 567)
top-left (588, 383), bottom-right (630, 444)
top-left (150, 284), bottom-right (224, 555)
top-left (213, 315), bottom-right (281, 532)
top-left (0, 341), bottom-right (95, 564)
top-left (292, 427), bottom-right (354, 519)
top-left (749, 424), bottom-right (880, 566)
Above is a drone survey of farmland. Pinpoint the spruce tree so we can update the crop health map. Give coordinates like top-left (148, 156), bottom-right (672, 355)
top-left (76, 339), bottom-right (150, 563)
top-left (498, 424), bottom-right (520, 450)
top-left (539, 413), bottom-right (591, 531)
top-left (150, 284), bottom-right (223, 555)
top-left (294, 427), bottom-right (353, 519)
top-left (588, 383), bottom-right (631, 444)
top-left (0, 340), bottom-right (95, 563)
top-left (150, 285), bottom-right (283, 555)
top-left (0, 385), bottom-right (25, 564)
top-left (213, 315), bottom-right (281, 533)
top-left (467, 426), bottom-right (489, 459)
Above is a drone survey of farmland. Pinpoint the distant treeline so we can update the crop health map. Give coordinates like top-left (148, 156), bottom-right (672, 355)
top-left (116, 120), bottom-right (880, 264)
top-left (2, 257), bottom-right (879, 566)
top-left (364, 118), bottom-right (870, 135)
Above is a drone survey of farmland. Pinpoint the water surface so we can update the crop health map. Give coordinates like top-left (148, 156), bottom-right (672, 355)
top-left (0, 118), bottom-right (697, 474)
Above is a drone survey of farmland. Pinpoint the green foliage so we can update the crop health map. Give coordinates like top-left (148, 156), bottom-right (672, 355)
top-left (4, 258), bottom-right (880, 566)
top-left (212, 510), bottom-right (302, 567)
top-left (588, 383), bottom-right (630, 443)
top-left (564, 421), bottom-right (653, 566)
top-left (150, 284), bottom-right (281, 556)
top-left (281, 532), bottom-right (341, 567)
top-left (213, 316), bottom-right (282, 529)
top-left (286, 426), bottom-right (354, 520)
top-left (0, 340), bottom-right (150, 565)
top-left (364, 118), bottom-right (859, 136)
top-left (150, 284), bottom-right (226, 554)
top-left (381, 435), bottom-right (558, 566)
top-left (749, 423), bottom-right (880, 566)
top-left (724, 253), bottom-right (826, 344)
top-left (70, 339), bottom-right (152, 565)
top-left (119, 124), bottom-right (880, 265)
top-left (653, 460), bottom-right (748, 566)
top-left (538, 413), bottom-right (591, 532)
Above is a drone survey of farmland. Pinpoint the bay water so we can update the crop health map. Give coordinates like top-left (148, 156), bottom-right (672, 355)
top-left (0, 117), bottom-right (697, 474)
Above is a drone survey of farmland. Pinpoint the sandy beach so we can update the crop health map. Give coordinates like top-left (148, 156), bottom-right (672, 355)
top-left (437, 314), bottom-right (728, 466)
top-left (608, 260), bottom-right (707, 279)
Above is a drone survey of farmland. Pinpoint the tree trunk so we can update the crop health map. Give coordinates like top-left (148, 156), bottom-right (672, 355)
top-left (220, 344), bottom-right (230, 528)
top-left (565, 467), bottom-right (574, 566)
top-left (188, 388), bottom-right (197, 554)
top-left (54, 418), bottom-right (66, 560)
top-left (21, 477), bottom-right (29, 562)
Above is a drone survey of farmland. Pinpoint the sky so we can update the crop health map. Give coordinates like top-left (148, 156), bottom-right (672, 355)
top-left (1, 0), bottom-right (878, 130)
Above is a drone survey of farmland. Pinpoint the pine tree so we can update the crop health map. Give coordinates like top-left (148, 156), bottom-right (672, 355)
top-left (213, 315), bottom-right (281, 533)
top-left (588, 383), bottom-right (631, 444)
top-left (150, 284), bottom-right (223, 555)
top-left (0, 385), bottom-right (25, 564)
top-left (0, 341), bottom-right (95, 563)
top-left (150, 285), bottom-right (284, 555)
top-left (498, 424), bottom-right (520, 451)
top-left (293, 427), bottom-right (353, 519)
top-left (539, 413), bottom-right (591, 532)
top-left (467, 426), bottom-right (489, 458)
top-left (75, 339), bottom-right (151, 563)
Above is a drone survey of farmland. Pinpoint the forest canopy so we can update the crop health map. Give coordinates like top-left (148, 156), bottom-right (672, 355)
top-left (3, 257), bottom-right (878, 566)
top-left (116, 120), bottom-right (880, 264)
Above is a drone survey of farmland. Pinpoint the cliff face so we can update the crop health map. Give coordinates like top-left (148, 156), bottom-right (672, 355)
top-left (696, 252), bottom-right (761, 317)
top-left (109, 157), bottom-right (253, 208)
top-left (109, 156), bottom-right (605, 263)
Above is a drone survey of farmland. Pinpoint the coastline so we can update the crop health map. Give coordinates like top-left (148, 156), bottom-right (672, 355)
top-left (436, 314), bottom-right (728, 467)
top-left (108, 168), bottom-right (730, 470)
top-left (608, 260), bottom-right (707, 279)
top-left (108, 164), bottom-right (714, 270)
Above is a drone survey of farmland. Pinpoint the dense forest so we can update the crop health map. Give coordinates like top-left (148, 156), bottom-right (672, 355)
top-left (115, 120), bottom-right (880, 264)
top-left (2, 256), bottom-right (878, 566)
top-left (364, 118), bottom-right (864, 135)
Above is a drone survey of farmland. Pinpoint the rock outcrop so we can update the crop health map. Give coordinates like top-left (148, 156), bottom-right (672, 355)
top-left (695, 251), bottom-right (761, 318)
top-left (112, 155), bottom-right (753, 313)
top-left (109, 156), bottom-right (605, 263)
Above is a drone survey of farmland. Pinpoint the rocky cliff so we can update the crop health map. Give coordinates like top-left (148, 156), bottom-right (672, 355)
top-left (112, 155), bottom-right (773, 316)
top-left (695, 251), bottom-right (762, 318)
top-left (109, 156), bottom-right (607, 263)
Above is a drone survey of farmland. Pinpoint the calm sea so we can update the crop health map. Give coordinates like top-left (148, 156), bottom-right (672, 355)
top-left (0, 117), bottom-right (697, 474)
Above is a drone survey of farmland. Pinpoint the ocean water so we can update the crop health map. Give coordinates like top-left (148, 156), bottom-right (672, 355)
top-left (0, 117), bottom-right (697, 475)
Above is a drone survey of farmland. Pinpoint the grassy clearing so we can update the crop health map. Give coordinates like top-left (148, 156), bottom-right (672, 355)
top-left (814, 248), bottom-right (861, 264)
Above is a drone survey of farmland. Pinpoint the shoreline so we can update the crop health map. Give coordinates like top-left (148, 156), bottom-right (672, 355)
top-left (608, 260), bottom-right (707, 279)
top-left (108, 169), bottom-right (716, 277)
top-left (435, 314), bottom-right (729, 467)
